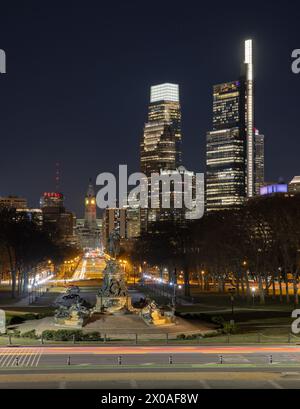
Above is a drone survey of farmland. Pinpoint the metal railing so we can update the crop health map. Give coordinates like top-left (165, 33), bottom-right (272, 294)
top-left (2, 331), bottom-right (300, 346)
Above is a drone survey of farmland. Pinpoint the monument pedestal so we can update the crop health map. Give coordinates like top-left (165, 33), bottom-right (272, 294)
top-left (94, 295), bottom-right (133, 314)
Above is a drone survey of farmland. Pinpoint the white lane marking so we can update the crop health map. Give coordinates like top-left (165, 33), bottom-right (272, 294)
top-left (1, 348), bottom-right (15, 367)
top-left (30, 349), bottom-right (39, 367)
top-left (35, 349), bottom-right (43, 367)
top-left (0, 349), bottom-right (9, 366)
top-left (198, 379), bottom-right (211, 389)
top-left (6, 350), bottom-right (17, 367)
top-left (268, 380), bottom-right (284, 389)
top-left (26, 349), bottom-right (35, 367)
top-left (19, 348), bottom-right (30, 366)
top-left (12, 348), bottom-right (26, 367)
top-left (130, 379), bottom-right (138, 389)
top-left (59, 381), bottom-right (67, 389)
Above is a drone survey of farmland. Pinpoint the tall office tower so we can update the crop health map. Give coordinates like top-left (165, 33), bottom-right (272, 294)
top-left (243, 39), bottom-right (254, 198)
top-left (148, 83), bottom-right (182, 165)
top-left (140, 83), bottom-right (183, 232)
top-left (254, 130), bottom-right (265, 195)
top-left (206, 39), bottom-right (262, 212)
top-left (141, 122), bottom-right (177, 175)
top-left (84, 179), bottom-right (97, 229)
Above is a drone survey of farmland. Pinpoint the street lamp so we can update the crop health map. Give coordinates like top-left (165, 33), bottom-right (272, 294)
top-left (228, 286), bottom-right (236, 323)
top-left (251, 287), bottom-right (256, 305)
top-left (170, 282), bottom-right (181, 307)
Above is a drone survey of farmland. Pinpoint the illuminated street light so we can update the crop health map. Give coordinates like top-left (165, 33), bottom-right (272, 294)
top-left (251, 287), bottom-right (256, 305)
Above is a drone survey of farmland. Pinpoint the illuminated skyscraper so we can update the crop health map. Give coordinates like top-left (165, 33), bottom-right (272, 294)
top-left (141, 122), bottom-right (176, 175)
top-left (254, 130), bottom-right (265, 195)
top-left (146, 83), bottom-right (182, 167)
top-left (243, 39), bottom-right (254, 198)
top-left (140, 83), bottom-right (184, 231)
top-left (206, 39), bottom-right (263, 212)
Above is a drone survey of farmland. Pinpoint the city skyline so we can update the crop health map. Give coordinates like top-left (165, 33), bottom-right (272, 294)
top-left (1, 2), bottom-right (300, 392)
top-left (0, 1), bottom-right (299, 216)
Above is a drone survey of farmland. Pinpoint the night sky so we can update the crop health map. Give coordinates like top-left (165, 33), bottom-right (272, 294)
top-left (0, 0), bottom-right (299, 216)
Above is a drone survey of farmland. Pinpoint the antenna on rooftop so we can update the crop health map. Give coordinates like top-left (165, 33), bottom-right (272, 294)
top-left (55, 162), bottom-right (60, 192)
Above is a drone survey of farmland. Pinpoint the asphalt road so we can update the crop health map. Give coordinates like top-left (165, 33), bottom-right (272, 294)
top-left (1, 345), bottom-right (300, 367)
top-left (72, 257), bottom-right (105, 281)
top-left (0, 345), bottom-right (300, 388)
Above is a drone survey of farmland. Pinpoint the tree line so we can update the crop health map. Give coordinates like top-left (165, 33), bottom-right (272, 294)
top-left (125, 194), bottom-right (300, 305)
top-left (0, 207), bottom-right (79, 298)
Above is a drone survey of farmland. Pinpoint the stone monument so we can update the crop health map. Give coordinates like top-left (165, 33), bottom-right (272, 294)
top-left (55, 302), bottom-right (90, 328)
top-left (141, 300), bottom-right (176, 326)
top-left (94, 229), bottom-right (132, 314)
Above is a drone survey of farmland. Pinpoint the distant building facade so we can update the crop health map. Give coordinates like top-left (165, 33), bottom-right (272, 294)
top-left (0, 196), bottom-right (43, 225)
top-left (260, 183), bottom-right (288, 196)
top-left (102, 208), bottom-right (127, 249)
top-left (40, 192), bottom-right (77, 246)
top-left (0, 196), bottom-right (28, 209)
top-left (289, 176), bottom-right (300, 194)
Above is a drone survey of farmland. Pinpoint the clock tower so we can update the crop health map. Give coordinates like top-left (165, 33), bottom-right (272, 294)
top-left (84, 178), bottom-right (97, 228)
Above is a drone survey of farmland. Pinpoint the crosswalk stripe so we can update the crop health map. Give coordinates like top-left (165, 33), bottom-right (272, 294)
top-left (12, 348), bottom-right (25, 367)
top-left (268, 380), bottom-right (284, 389)
top-left (35, 349), bottom-right (43, 367)
top-left (0, 348), bottom-right (43, 368)
top-left (198, 379), bottom-right (211, 389)
top-left (26, 349), bottom-right (35, 367)
top-left (31, 349), bottom-right (41, 366)
top-left (19, 348), bottom-right (30, 366)
top-left (1, 348), bottom-right (15, 367)
top-left (0, 349), bottom-right (8, 366)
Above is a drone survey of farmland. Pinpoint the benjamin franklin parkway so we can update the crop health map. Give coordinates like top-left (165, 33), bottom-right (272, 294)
top-left (0, 1), bottom-right (300, 395)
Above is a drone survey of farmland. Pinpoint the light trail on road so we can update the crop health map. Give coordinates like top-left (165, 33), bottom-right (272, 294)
top-left (70, 257), bottom-right (105, 281)
top-left (1, 345), bottom-right (300, 355)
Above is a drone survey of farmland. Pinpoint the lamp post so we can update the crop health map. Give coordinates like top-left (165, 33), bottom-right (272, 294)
top-left (228, 287), bottom-right (235, 323)
top-left (201, 270), bottom-right (205, 291)
top-left (252, 287), bottom-right (256, 305)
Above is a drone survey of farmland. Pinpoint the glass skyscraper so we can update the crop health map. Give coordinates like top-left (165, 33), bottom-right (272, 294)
top-left (148, 83), bottom-right (182, 165)
top-left (206, 40), bottom-right (264, 212)
top-left (254, 130), bottom-right (265, 195)
top-left (140, 83), bottom-right (183, 232)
